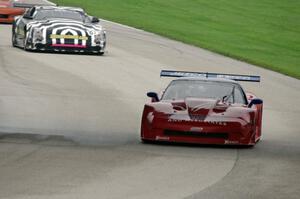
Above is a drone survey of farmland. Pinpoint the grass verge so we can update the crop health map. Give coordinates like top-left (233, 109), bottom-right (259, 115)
top-left (53, 0), bottom-right (300, 79)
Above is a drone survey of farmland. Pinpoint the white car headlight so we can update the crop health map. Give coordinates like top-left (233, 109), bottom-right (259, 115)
top-left (33, 28), bottom-right (44, 42)
top-left (94, 30), bottom-right (106, 43)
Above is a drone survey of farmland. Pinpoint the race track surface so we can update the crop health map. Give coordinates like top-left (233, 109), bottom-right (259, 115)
top-left (0, 14), bottom-right (300, 199)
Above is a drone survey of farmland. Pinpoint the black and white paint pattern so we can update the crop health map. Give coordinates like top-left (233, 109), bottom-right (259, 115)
top-left (26, 19), bottom-right (103, 47)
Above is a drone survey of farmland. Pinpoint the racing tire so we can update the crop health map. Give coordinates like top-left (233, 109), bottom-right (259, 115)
top-left (141, 139), bottom-right (153, 144)
top-left (23, 30), bottom-right (31, 51)
top-left (11, 22), bottom-right (18, 47)
top-left (12, 29), bottom-right (17, 47)
top-left (23, 37), bottom-right (30, 51)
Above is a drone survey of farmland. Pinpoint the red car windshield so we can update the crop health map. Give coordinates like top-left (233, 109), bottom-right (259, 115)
top-left (162, 80), bottom-right (247, 104)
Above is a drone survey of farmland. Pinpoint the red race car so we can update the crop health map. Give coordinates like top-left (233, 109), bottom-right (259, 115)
top-left (141, 70), bottom-right (263, 146)
top-left (0, 0), bottom-right (25, 23)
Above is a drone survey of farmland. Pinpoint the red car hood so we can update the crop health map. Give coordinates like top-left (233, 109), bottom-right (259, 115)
top-left (185, 98), bottom-right (220, 116)
top-left (148, 98), bottom-right (253, 124)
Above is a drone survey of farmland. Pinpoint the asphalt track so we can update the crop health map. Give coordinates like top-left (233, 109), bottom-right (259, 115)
top-left (0, 6), bottom-right (300, 199)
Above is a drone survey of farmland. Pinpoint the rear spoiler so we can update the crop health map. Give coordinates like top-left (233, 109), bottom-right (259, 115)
top-left (160, 70), bottom-right (260, 82)
top-left (13, 2), bottom-right (56, 8)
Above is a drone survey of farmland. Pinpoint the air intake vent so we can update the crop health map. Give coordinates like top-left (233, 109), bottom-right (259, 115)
top-left (164, 130), bottom-right (228, 139)
top-left (0, 14), bottom-right (8, 19)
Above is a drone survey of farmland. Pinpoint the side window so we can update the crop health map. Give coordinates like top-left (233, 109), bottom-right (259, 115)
top-left (30, 7), bottom-right (36, 17)
top-left (227, 95), bottom-right (234, 104)
top-left (234, 87), bottom-right (246, 104)
top-left (24, 8), bottom-right (32, 16)
top-left (23, 8), bottom-right (35, 19)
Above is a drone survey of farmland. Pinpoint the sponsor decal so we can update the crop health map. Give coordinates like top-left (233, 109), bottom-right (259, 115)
top-left (224, 140), bottom-right (239, 144)
top-left (190, 127), bottom-right (203, 132)
top-left (155, 136), bottom-right (170, 141)
top-left (167, 118), bottom-right (227, 126)
top-left (50, 34), bottom-right (88, 40)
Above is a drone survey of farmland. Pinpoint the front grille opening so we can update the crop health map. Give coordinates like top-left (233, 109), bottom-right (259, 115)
top-left (0, 14), bottom-right (8, 19)
top-left (189, 114), bottom-right (206, 121)
top-left (164, 130), bottom-right (228, 139)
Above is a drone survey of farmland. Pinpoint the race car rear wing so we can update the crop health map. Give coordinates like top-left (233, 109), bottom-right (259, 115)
top-left (13, 2), bottom-right (56, 8)
top-left (160, 70), bottom-right (260, 82)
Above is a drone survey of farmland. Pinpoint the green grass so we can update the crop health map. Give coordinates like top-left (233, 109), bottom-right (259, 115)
top-left (53, 0), bottom-right (300, 79)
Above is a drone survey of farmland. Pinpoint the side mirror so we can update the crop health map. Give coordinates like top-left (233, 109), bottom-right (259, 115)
top-left (147, 92), bottom-right (159, 102)
top-left (23, 15), bottom-right (33, 20)
top-left (248, 98), bottom-right (263, 108)
top-left (91, 17), bottom-right (100, 23)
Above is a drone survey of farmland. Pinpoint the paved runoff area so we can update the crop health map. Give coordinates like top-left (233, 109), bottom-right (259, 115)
top-left (0, 1), bottom-right (299, 198)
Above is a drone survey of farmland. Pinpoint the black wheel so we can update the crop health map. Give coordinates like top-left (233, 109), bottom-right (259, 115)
top-left (23, 37), bottom-right (28, 50)
top-left (23, 35), bottom-right (30, 51)
top-left (141, 139), bottom-right (153, 144)
top-left (98, 51), bottom-right (104, 56)
top-left (11, 26), bottom-right (17, 47)
top-left (23, 29), bottom-right (32, 51)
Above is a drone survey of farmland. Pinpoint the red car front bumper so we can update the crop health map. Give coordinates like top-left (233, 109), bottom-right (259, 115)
top-left (141, 115), bottom-right (256, 146)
